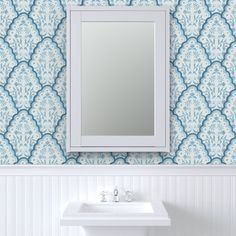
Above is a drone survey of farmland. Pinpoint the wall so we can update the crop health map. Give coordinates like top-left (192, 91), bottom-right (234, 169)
top-left (0, 166), bottom-right (235, 236)
top-left (0, 0), bottom-right (236, 165)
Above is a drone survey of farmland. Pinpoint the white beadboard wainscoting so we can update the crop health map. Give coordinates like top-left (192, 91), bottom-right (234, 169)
top-left (0, 166), bottom-right (235, 236)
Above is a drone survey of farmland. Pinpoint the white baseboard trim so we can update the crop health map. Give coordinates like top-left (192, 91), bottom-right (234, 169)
top-left (0, 165), bottom-right (235, 176)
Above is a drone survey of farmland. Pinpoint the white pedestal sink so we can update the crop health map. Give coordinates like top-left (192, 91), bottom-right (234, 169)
top-left (61, 201), bottom-right (170, 236)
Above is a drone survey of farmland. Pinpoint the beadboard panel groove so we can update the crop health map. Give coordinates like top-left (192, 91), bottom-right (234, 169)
top-left (0, 167), bottom-right (235, 236)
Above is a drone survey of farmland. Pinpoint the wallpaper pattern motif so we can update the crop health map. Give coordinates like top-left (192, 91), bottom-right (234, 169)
top-left (0, 0), bottom-right (236, 165)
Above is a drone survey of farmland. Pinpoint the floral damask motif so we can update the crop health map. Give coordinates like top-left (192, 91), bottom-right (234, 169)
top-left (127, 152), bottom-right (162, 165)
top-left (223, 42), bottom-right (236, 81)
top-left (170, 64), bottom-right (186, 110)
top-left (5, 110), bottom-right (41, 159)
top-left (0, 0), bottom-right (17, 38)
top-left (223, 90), bottom-right (236, 133)
top-left (111, 152), bottom-right (128, 159)
top-left (175, 134), bottom-right (210, 164)
top-left (160, 151), bottom-right (175, 162)
top-left (30, 0), bottom-right (65, 37)
top-left (53, 18), bottom-right (66, 57)
top-left (78, 153), bottom-right (114, 164)
top-left (29, 38), bottom-right (65, 86)
top-left (170, 113), bottom-right (187, 152)
top-left (111, 158), bottom-right (129, 164)
top-left (131, 0), bottom-right (156, 6)
top-left (161, 158), bottom-right (175, 164)
top-left (205, 0), bottom-right (228, 13)
top-left (6, 62), bottom-right (42, 110)
top-left (0, 0), bottom-right (236, 165)
top-left (0, 86), bottom-right (17, 133)
top-left (29, 134), bottom-right (65, 164)
top-left (209, 158), bottom-right (223, 165)
top-left (53, 66), bottom-right (66, 105)
top-left (60, 0), bottom-right (82, 10)
top-left (199, 110), bottom-right (234, 159)
top-left (29, 86), bottom-right (65, 134)
top-left (66, 153), bottom-right (80, 160)
top-left (53, 114), bottom-right (66, 153)
top-left (174, 38), bottom-right (210, 86)
top-left (157, 0), bottom-right (179, 12)
top-left (174, 0), bottom-right (210, 37)
top-left (223, 139), bottom-right (236, 164)
top-left (111, 153), bottom-right (129, 164)
top-left (199, 14), bottom-right (234, 62)
top-left (223, 0), bottom-right (236, 37)
top-left (16, 158), bottom-right (30, 164)
top-left (170, 16), bottom-right (187, 62)
top-left (108, 0), bottom-right (131, 5)
top-left (174, 86), bottom-right (210, 134)
top-left (65, 158), bottom-right (78, 164)
top-left (111, 152), bottom-right (126, 165)
top-left (83, 0), bottom-right (109, 5)
top-left (198, 62), bottom-right (234, 110)
top-left (0, 134), bottom-right (17, 164)
top-left (0, 38), bottom-right (17, 86)
top-left (5, 14), bottom-right (41, 62)
top-left (12, 0), bottom-right (35, 13)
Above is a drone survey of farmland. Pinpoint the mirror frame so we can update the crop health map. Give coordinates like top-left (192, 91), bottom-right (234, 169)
top-left (67, 6), bottom-right (170, 152)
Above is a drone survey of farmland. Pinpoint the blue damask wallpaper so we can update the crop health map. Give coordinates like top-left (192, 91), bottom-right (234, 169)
top-left (0, 0), bottom-right (236, 165)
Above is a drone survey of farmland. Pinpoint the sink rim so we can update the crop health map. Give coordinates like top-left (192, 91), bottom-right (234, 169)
top-left (78, 201), bottom-right (155, 214)
top-left (61, 201), bottom-right (171, 227)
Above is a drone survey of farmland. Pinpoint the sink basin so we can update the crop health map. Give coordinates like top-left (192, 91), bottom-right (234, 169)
top-left (61, 201), bottom-right (170, 227)
top-left (79, 202), bottom-right (154, 214)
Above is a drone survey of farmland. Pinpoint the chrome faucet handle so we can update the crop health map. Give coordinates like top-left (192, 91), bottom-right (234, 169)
top-left (125, 190), bottom-right (133, 202)
top-left (113, 188), bottom-right (119, 202)
top-left (100, 191), bottom-right (107, 202)
top-left (114, 188), bottom-right (118, 196)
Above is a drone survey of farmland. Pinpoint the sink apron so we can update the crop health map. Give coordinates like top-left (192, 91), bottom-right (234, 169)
top-left (83, 226), bottom-right (148, 236)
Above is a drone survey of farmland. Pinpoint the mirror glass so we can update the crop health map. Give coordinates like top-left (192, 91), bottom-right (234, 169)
top-left (81, 22), bottom-right (155, 136)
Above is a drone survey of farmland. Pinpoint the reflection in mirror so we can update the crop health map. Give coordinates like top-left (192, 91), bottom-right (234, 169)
top-left (81, 22), bottom-right (154, 136)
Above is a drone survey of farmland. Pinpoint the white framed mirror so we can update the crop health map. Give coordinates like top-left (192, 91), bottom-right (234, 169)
top-left (67, 6), bottom-right (169, 152)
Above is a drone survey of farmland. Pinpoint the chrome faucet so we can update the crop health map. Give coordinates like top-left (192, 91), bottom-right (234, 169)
top-left (125, 190), bottom-right (133, 202)
top-left (113, 188), bottom-right (119, 202)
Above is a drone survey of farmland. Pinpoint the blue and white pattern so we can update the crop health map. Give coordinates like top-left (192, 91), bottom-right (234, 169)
top-left (29, 134), bottom-right (66, 164)
top-left (175, 134), bottom-right (210, 164)
top-left (6, 13), bottom-right (42, 62)
top-left (5, 110), bottom-right (41, 159)
top-left (174, 0), bottom-right (210, 37)
top-left (174, 38), bottom-right (210, 86)
top-left (199, 62), bottom-right (234, 110)
top-left (199, 110), bottom-right (234, 159)
top-left (199, 13), bottom-right (234, 62)
top-left (0, 86), bottom-right (17, 133)
top-left (174, 86), bottom-right (210, 134)
top-left (29, 86), bottom-right (65, 134)
top-left (0, 38), bottom-right (17, 85)
top-left (0, 0), bottom-right (236, 165)
top-left (6, 62), bottom-right (42, 110)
